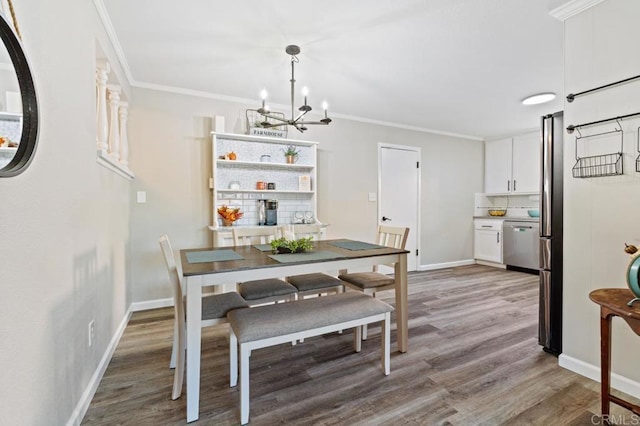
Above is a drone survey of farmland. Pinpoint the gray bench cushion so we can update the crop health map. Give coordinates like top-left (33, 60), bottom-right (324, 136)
top-left (238, 279), bottom-right (297, 300)
top-left (227, 292), bottom-right (394, 343)
top-left (286, 273), bottom-right (343, 292)
top-left (338, 272), bottom-right (395, 289)
top-left (201, 291), bottom-right (248, 320)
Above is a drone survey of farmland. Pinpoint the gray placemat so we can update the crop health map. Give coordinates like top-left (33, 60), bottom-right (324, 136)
top-left (252, 244), bottom-right (273, 252)
top-left (329, 241), bottom-right (385, 251)
top-left (186, 250), bottom-right (244, 263)
top-left (268, 250), bottom-right (343, 263)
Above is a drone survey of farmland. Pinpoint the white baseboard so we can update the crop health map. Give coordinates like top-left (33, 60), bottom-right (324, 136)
top-left (66, 306), bottom-right (133, 426)
top-left (418, 259), bottom-right (475, 271)
top-left (131, 297), bottom-right (174, 312)
top-left (559, 353), bottom-right (640, 399)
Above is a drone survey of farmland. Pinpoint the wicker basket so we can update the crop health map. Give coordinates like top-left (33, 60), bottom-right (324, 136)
top-left (488, 209), bottom-right (507, 217)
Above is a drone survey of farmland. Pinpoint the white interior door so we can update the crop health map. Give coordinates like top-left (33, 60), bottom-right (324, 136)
top-left (379, 144), bottom-right (420, 272)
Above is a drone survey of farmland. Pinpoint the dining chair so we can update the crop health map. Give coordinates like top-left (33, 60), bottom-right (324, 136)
top-left (338, 225), bottom-right (410, 339)
top-left (159, 234), bottom-right (248, 400)
top-left (231, 227), bottom-right (297, 305)
top-left (283, 224), bottom-right (344, 299)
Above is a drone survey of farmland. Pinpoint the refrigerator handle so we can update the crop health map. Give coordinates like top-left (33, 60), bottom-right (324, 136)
top-left (541, 115), bottom-right (553, 237)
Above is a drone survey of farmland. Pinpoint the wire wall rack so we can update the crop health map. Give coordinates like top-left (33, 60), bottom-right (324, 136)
top-left (572, 125), bottom-right (624, 179)
top-left (245, 109), bottom-right (288, 137)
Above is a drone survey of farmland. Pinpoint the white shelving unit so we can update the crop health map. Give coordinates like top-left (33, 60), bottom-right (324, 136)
top-left (210, 131), bottom-right (319, 246)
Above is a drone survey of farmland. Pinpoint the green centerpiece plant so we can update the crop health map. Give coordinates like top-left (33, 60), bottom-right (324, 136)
top-left (271, 236), bottom-right (314, 254)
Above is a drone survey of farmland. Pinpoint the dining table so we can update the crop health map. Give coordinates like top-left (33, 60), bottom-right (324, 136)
top-left (179, 238), bottom-right (409, 422)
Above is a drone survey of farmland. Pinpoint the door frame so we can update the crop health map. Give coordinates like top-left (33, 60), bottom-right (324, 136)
top-left (377, 142), bottom-right (421, 271)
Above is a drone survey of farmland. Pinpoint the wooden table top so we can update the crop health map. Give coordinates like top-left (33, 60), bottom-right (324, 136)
top-left (589, 288), bottom-right (640, 320)
top-left (180, 238), bottom-right (409, 277)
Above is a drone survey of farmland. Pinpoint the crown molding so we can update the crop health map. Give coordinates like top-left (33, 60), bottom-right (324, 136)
top-left (550, 0), bottom-right (605, 21)
top-left (95, 0), bottom-right (483, 142)
top-left (132, 81), bottom-right (484, 141)
top-left (93, 0), bottom-right (135, 86)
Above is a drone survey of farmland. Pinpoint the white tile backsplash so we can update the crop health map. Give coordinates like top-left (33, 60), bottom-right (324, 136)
top-left (216, 193), bottom-right (313, 226)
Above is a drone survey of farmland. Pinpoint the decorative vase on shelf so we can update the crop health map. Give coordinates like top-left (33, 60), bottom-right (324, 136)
top-left (286, 154), bottom-right (297, 164)
top-left (222, 219), bottom-right (235, 227)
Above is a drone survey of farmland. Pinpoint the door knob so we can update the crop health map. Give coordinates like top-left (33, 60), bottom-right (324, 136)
top-left (382, 216), bottom-right (392, 222)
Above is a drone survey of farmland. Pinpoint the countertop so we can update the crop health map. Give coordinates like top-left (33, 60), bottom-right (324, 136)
top-left (474, 216), bottom-right (540, 222)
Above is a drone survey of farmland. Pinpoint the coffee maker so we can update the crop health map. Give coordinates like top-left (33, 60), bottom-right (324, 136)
top-left (265, 199), bottom-right (278, 226)
top-left (257, 199), bottom-right (278, 225)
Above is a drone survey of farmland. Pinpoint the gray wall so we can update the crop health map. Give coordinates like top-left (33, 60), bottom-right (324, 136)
top-left (0, 0), bottom-right (132, 424)
top-left (561, 0), bottom-right (640, 393)
top-left (128, 88), bottom-right (484, 303)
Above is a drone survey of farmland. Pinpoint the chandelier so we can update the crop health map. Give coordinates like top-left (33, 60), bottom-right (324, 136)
top-left (257, 45), bottom-right (331, 133)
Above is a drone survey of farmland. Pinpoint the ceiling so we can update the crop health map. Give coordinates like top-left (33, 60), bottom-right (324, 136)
top-left (100, 0), bottom-right (566, 140)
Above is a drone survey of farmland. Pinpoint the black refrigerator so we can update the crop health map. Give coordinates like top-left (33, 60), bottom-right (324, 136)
top-left (539, 111), bottom-right (563, 355)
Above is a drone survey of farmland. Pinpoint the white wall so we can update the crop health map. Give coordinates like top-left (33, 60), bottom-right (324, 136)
top-left (561, 0), bottom-right (640, 393)
top-left (0, 1), bottom-right (132, 424)
top-left (128, 88), bottom-right (484, 303)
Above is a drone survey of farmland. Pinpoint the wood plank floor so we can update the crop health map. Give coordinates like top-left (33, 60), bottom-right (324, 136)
top-left (82, 265), bottom-right (635, 425)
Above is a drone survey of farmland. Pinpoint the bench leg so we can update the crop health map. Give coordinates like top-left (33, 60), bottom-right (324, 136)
top-left (381, 313), bottom-right (390, 376)
top-left (362, 323), bottom-right (368, 340)
top-left (354, 327), bottom-right (362, 352)
top-left (240, 344), bottom-right (250, 425)
top-left (230, 328), bottom-right (238, 388)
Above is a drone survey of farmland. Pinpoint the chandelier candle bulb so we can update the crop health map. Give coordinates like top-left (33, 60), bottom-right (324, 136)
top-left (302, 86), bottom-right (308, 106)
top-left (260, 89), bottom-right (268, 111)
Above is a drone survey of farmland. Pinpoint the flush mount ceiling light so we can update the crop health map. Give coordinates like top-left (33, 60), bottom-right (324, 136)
top-left (257, 45), bottom-right (331, 133)
top-left (522, 92), bottom-right (556, 105)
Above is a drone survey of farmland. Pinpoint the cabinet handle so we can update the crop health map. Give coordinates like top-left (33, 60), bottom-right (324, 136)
top-left (481, 225), bottom-right (492, 228)
top-left (507, 180), bottom-right (510, 192)
top-left (513, 180), bottom-right (517, 191)
top-left (497, 232), bottom-right (500, 243)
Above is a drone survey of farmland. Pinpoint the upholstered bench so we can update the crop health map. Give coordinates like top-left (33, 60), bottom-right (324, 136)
top-left (227, 292), bottom-right (394, 425)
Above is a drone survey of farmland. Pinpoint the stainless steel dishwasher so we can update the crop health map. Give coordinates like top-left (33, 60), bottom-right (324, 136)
top-left (503, 220), bottom-right (539, 272)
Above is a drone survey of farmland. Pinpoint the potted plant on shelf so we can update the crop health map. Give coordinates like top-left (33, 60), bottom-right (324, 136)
top-left (282, 145), bottom-right (299, 164)
top-left (270, 236), bottom-right (313, 254)
top-left (217, 205), bottom-right (243, 227)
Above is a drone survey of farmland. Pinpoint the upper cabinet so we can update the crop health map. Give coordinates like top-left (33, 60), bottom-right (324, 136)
top-left (484, 131), bottom-right (540, 195)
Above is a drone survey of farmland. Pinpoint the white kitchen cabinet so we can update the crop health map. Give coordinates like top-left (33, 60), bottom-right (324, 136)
top-left (511, 132), bottom-right (540, 193)
top-left (484, 138), bottom-right (512, 194)
top-left (474, 219), bottom-right (503, 264)
top-left (484, 131), bottom-right (540, 195)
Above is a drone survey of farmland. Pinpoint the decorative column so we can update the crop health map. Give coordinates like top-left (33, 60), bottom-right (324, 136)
top-left (95, 59), bottom-right (110, 151)
top-left (107, 84), bottom-right (121, 160)
top-left (118, 101), bottom-right (129, 166)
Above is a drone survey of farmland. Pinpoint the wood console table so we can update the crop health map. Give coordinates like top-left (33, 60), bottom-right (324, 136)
top-left (589, 288), bottom-right (640, 417)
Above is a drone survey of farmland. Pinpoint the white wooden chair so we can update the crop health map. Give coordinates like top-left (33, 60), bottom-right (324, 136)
top-left (159, 234), bottom-right (248, 400)
top-left (338, 225), bottom-right (410, 339)
top-left (282, 224), bottom-right (344, 298)
top-left (232, 227), bottom-right (297, 305)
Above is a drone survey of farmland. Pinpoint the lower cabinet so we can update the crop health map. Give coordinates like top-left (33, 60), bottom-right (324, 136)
top-left (474, 219), bottom-right (503, 264)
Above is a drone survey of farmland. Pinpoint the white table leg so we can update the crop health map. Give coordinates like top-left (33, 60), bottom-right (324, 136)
top-left (230, 327), bottom-right (238, 387)
top-left (186, 275), bottom-right (203, 422)
top-left (395, 253), bottom-right (408, 353)
top-left (382, 313), bottom-right (390, 375)
top-left (240, 344), bottom-right (250, 425)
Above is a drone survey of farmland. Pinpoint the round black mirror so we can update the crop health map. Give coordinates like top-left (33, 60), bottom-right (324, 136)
top-left (0, 11), bottom-right (38, 177)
